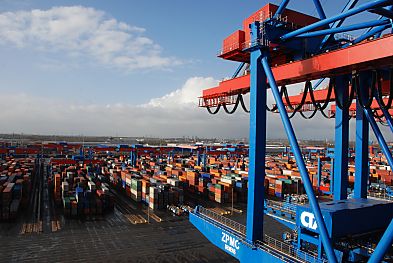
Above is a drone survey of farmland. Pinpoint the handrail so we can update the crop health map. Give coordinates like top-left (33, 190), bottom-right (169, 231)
top-left (199, 94), bottom-right (238, 107)
top-left (217, 38), bottom-right (272, 57)
top-left (368, 191), bottom-right (393, 202)
top-left (261, 235), bottom-right (328, 263)
top-left (197, 206), bottom-right (246, 235)
top-left (193, 206), bottom-right (326, 263)
top-left (265, 199), bottom-right (298, 216)
top-left (218, 42), bottom-right (243, 56)
top-left (241, 38), bottom-right (271, 50)
top-left (191, 210), bottom-right (288, 262)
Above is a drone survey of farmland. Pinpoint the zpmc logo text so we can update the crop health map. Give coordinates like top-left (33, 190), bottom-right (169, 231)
top-left (221, 232), bottom-right (240, 255)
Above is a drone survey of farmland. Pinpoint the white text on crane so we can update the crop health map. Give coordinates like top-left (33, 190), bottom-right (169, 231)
top-left (221, 232), bottom-right (240, 255)
top-left (300, 211), bottom-right (318, 230)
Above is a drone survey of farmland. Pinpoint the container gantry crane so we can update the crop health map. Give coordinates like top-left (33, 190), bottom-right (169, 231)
top-left (190, 1), bottom-right (393, 262)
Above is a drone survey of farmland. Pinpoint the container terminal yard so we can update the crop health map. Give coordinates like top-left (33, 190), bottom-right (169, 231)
top-left (0, 140), bottom-right (290, 262)
top-left (1, 0), bottom-right (393, 262)
top-left (0, 139), bottom-right (392, 262)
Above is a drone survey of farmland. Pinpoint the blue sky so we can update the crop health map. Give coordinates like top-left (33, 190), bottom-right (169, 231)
top-left (0, 0), bottom-right (389, 140)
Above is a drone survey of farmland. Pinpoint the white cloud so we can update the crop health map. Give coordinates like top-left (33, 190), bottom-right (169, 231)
top-left (0, 76), bottom-right (390, 141)
top-left (144, 77), bottom-right (218, 108)
top-left (0, 6), bottom-right (181, 71)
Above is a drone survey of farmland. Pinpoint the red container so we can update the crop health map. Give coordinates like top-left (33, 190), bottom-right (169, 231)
top-left (222, 30), bottom-right (245, 54)
top-left (243, 3), bottom-right (320, 42)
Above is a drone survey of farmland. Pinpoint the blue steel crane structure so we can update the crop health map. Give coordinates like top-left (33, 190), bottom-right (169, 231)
top-left (190, 1), bottom-right (393, 262)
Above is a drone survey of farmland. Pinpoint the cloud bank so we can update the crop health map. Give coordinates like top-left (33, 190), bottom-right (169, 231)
top-left (0, 76), bottom-right (390, 141)
top-left (0, 6), bottom-right (181, 71)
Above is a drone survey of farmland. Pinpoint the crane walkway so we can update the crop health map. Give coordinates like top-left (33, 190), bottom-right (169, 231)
top-left (194, 206), bottom-right (325, 263)
top-left (264, 200), bottom-right (297, 225)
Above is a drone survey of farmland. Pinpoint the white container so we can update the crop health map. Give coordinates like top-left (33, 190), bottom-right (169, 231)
top-left (88, 181), bottom-right (96, 191)
top-left (61, 181), bottom-right (69, 192)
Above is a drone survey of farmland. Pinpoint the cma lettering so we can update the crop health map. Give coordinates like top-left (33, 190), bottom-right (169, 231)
top-left (300, 211), bottom-right (318, 230)
top-left (221, 232), bottom-right (239, 255)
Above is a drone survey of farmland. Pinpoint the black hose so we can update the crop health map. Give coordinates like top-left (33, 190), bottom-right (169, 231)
top-left (239, 94), bottom-right (250, 113)
top-left (285, 81), bottom-right (310, 113)
top-left (349, 78), bottom-right (356, 108)
top-left (315, 79), bottom-right (333, 111)
top-left (320, 109), bottom-right (334, 119)
top-left (308, 78), bottom-right (334, 119)
top-left (298, 81), bottom-right (317, 119)
top-left (206, 94), bottom-right (247, 115)
top-left (375, 69), bottom-right (393, 110)
top-left (334, 76), bottom-right (355, 110)
top-left (372, 109), bottom-right (389, 126)
top-left (283, 81), bottom-right (311, 119)
top-left (222, 95), bottom-right (241, 114)
top-left (372, 108), bottom-right (384, 119)
top-left (299, 107), bottom-right (318, 119)
top-left (267, 85), bottom-right (286, 112)
top-left (206, 104), bottom-right (222, 114)
top-left (354, 72), bottom-right (375, 109)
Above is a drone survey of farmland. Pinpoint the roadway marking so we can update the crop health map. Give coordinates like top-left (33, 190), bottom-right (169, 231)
top-left (125, 214), bottom-right (146, 224)
top-left (226, 207), bottom-right (243, 214)
top-left (51, 220), bottom-right (61, 232)
top-left (20, 221), bottom-right (43, 235)
top-left (209, 208), bottom-right (230, 215)
top-left (142, 209), bottom-right (163, 223)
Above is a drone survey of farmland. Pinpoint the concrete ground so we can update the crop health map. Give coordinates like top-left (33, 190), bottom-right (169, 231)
top-left (0, 205), bottom-right (288, 263)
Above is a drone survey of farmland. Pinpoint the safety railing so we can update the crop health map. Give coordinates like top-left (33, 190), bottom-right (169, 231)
top-left (260, 235), bottom-right (328, 263)
top-left (241, 38), bottom-right (271, 50)
top-left (250, 11), bottom-right (295, 30)
top-left (317, 32), bottom-right (355, 55)
top-left (265, 199), bottom-right (297, 216)
top-left (368, 191), bottom-right (393, 202)
top-left (284, 103), bottom-right (316, 113)
top-left (217, 37), bottom-right (271, 56)
top-left (198, 95), bottom-right (238, 108)
top-left (218, 42), bottom-right (243, 56)
top-left (193, 206), bottom-right (327, 263)
top-left (334, 32), bottom-right (355, 42)
top-left (196, 206), bottom-right (246, 235)
top-left (218, 14), bottom-right (300, 57)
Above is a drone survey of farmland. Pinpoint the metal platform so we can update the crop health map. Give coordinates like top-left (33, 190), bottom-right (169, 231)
top-left (297, 199), bottom-right (393, 239)
top-left (190, 206), bottom-right (326, 263)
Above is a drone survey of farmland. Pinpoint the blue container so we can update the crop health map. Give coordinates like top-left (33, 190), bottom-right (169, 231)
top-left (201, 173), bottom-right (211, 179)
top-left (76, 192), bottom-right (84, 201)
top-left (83, 199), bottom-right (90, 208)
top-left (85, 190), bottom-right (93, 198)
top-left (12, 185), bottom-right (22, 199)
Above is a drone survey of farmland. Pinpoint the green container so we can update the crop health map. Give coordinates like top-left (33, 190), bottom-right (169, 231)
top-left (63, 197), bottom-right (70, 208)
top-left (215, 184), bottom-right (224, 190)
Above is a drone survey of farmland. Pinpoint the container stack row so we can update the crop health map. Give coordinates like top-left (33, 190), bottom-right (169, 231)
top-left (0, 158), bottom-right (35, 221)
top-left (103, 158), bottom-right (185, 210)
top-left (49, 162), bottom-right (114, 217)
